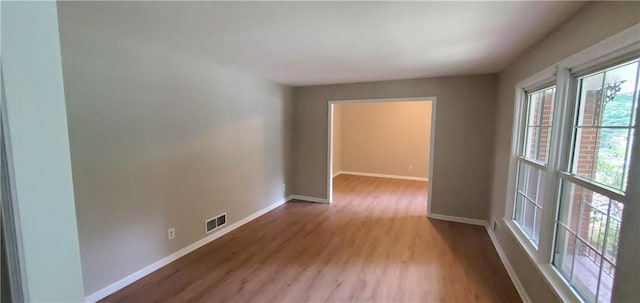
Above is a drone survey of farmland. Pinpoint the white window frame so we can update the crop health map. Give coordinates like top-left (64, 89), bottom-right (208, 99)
top-left (512, 84), bottom-right (556, 249)
top-left (503, 24), bottom-right (640, 303)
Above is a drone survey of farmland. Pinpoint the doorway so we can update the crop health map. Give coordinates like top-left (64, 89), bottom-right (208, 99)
top-left (327, 97), bottom-right (436, 216)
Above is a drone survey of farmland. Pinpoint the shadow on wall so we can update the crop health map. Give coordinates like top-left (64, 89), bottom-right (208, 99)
top-left (60, 20), bottom-right (292, 294)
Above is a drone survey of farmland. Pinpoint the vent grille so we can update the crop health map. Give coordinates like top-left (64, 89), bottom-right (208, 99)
top-left (205, 213), bottom-right (227, 234)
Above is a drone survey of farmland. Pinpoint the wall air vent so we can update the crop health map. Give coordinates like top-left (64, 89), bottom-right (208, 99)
top-left (205, 213), bottom-right (227, 234)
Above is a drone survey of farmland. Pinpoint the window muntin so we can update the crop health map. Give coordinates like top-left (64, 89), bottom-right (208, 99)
top-left (513, 85), bottom-right (555, 247)
top-left (570, 60), bottom-right (639, 192)
top-left (554, 179), bottom-right (623, 303)
top-left (512, 86), bottom-right (555, 248)
top-left (514, 162), bottom-right (546, 245)
top-left (523, 87), bottom-right (556, 163)
top-left (552, 58), bottom-right (638, 303)
top-left (507, 53), bottom-right (640, 302)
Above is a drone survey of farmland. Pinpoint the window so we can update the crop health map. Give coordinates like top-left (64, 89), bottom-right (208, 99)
top-left (553, 60), bottom-right (638, 303)
top-left (524, 87), bottom-right (556, 163)
top-left (554, 181), bottom-right (623, 303)
top-left (513, 87), bottom-right (555, 246)
top-left (507, 40), bottom-right (640, 303)
top-left (570, 62), bottom-right (637, 192)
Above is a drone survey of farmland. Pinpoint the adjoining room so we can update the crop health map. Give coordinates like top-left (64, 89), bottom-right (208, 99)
top-left (329, 99), bottom-right (433, 215)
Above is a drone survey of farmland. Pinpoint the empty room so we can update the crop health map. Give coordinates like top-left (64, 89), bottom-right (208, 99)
top-left (1, 1), bottom-right (639, 303)
top-left (330, 99), bottom-right (433, 202)
top-left (330, 99), bottom-right (434, 253)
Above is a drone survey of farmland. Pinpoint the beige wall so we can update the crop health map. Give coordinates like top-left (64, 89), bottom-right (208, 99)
top-left (58, 3), bottom-right (293, 295)
top-left (292, 74), bottom-right (497, 219)
top-left (489, 2), bottom-right (640, 302)
top-left (336, 101), bottom-right (431, 178)
top-left (331, 104), bottom-right (342, 174)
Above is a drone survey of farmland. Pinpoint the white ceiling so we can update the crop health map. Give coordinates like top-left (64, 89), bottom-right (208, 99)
top-left (58, 1), bottom-right (585, 86)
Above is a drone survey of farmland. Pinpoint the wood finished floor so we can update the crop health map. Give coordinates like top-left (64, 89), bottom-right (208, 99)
top-left (101, 174), bottom-right (521, 303)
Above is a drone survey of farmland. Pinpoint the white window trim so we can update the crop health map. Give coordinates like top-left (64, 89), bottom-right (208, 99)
top-left (504, 23), bottom-right (640, 303)
top-left (513, 85), bottom-right (556, 249)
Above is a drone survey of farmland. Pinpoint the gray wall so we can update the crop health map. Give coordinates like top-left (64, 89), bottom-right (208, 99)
top-left (57, 5), bottom-right (293, 295)
top-left (2, 1), bottom-right (85, 301)
top-left (292, 74), bottom-right (498, 219)
top-left (489, 2), bottom-right (640, 302)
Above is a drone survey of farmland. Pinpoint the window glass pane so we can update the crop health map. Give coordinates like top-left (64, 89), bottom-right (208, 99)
top-left (528, 87), bottom-right (556, 127)
top-left (533, 206), bottom-right (543, 244)
top-left (517, 162), bottom-right (527, 192)
top-left (523, 87), bottom-right (556, 162)
top-left (537, 170), bottom-right (547, 207)
top-left (572, 60), bottom-right (639, 192)
top-left (554, 179), bottom-right (624, 303)
top-left (514, 194), bottom-right (524, 223)
top-left (605, 200), bottom-right (623, 264)
top-left (514, 162), bottom-right (545, 246)
top-left (558, 181), bottom-right (581, 232)
top-left (598, 260), bottom-right (615, 303)
top-left (524, 126), bottom-right (541, 159)
top-left (577, 62), bottom-right (638, 127)
top-left (528, 92), bottom-right (543, 126)
top-left (577, 72), bottom-right (604, 127)
top-left (623, 128), bottom-right (635, 191)
top-left (573, 240), bottom-right (600, 302)
top-left (554, 225), bottom-right (577, 279)
top-left (573, 127), bottom-right (633, 191)
top-left (578, 197), bottom-right (609, 255)
top-left (524, 201), bottom-right (535, 235)
top-left (525, 166), bottom-right (539, 201)
top-left (538, 126), bottom-right (552, 163)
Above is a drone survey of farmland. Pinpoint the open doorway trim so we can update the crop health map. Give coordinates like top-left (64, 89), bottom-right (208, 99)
top-left (1, 62), bottom-right (27, 302)
top-left (327, 96), bottom-right (437, 218)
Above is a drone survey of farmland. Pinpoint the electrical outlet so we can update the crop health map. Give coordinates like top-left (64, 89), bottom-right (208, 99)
top-left (282, 183), bottom-right (286, 194)
top-left (492, 220), bottom-right (499, 231)
top-left (408, 165), bottom-right (414, 172)
top-left (168, 227), bottom-right (175, 240)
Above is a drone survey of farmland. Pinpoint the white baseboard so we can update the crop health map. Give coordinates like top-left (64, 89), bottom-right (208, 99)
top-left (84, 196), bottom-right (290, 303)
top-left (288, 194), bottom-right (329, 204)
top-left (427, 213), bottom-right (487, 226)
top-left (485, 225), bottom-right (532, 303)
top-left (339, 170), bottom-right (428, 182)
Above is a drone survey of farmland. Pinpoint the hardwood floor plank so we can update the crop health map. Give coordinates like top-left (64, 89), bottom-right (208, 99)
top-left (100, 175), bottom-right (521, 303)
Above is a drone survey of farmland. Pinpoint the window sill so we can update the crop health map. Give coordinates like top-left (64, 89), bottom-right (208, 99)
top-left (503, 218), bottom-right (585, 303)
